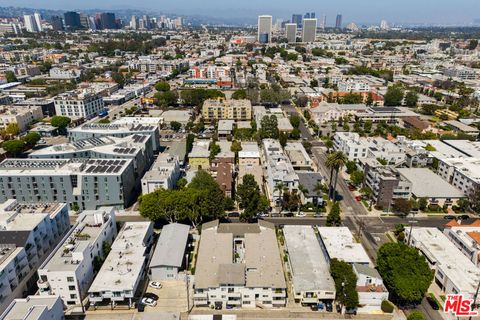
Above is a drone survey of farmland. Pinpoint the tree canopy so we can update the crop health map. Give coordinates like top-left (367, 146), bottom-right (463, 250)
top-left (326, 202), bottom-right (342, 226)
top-left (50, 116), bottom-right (71, 133)
top-left (330, 258), bottom-right (359, 309)
top-left (377, 243), bottom-right (434, 305)
top-left (181, 89), bottom-right (225, 106)
top-left (139, 170), bottom-right (229, 227)
top-left (236, 174), bottom-right (269, 221)
top-left (260, 115), bottom-right (279, 139)
top-left (384, 85), bottom-right (405, 106)
top-left (2, 139), bottom-right (25, 156)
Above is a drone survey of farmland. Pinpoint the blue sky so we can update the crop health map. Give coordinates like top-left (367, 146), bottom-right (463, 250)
top-left (2, 0), bottom-right (480, 24)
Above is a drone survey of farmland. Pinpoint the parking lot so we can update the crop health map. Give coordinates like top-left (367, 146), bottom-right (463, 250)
top-left (142, 279), bottom-right (192, 313)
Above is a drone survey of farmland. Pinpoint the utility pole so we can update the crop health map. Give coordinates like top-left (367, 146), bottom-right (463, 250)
top-left (407, 220), bottom-right (418, 246)
top-left (469, 279), bottom-right (480, 320)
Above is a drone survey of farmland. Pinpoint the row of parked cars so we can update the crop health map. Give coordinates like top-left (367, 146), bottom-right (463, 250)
top-left (137, 281), bottom-right (163, 312)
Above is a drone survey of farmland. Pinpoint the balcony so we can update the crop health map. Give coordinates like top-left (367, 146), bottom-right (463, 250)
top-left (37, 279), bottom-right (50, 290)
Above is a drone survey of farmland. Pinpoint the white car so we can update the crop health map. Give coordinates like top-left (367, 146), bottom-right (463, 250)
top-left (141, 297), bottom-right (157, 307)
top-left (149, 281), bottom-right (162, 289)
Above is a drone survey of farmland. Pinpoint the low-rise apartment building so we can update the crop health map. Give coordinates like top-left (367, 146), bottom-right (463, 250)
top-left (284, 142), bottom-right (314, 171)
top-left (37, 208), bottom-right (117, 306)
top-left (444, 220), bottom-right (480, 267)
top-left (438, 158), bottom-right (480, 195)
top-left (0, 200), bottom-right (70, 311)
top-left (68, 121), bottom-right (160, 152)
top-left (406, 227), bottom-right (480, 303)
top-left (0, 159), bottom-right (137, 210)
top-left (54, 89), bottom-right (105, 120)
top-left (283, 226), bottom-right (336, 305)
top-left (0, 295), bottom-right (64, 320)
top-left (88, 222), bottom-right (153, 308)
top-left (0, 245), bottom-right (29, 312)
top-left (317, 227), bottom-right (371, 265)
top-left (193, 220), bottom-right (286, 309)
top-left (141, 153), bottom-right (181, 194)
top-left (0, 105), bottom-right (43, 132)
top-left (202, 99), bottom-right (252, 122)
top-left (238, 142), bottom-right (262, 188)
top-left (262, 139), bottom-right (299, 206)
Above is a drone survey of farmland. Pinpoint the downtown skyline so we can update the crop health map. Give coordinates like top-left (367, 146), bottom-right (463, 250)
top-left (0, 0), bottom-right (480, 26)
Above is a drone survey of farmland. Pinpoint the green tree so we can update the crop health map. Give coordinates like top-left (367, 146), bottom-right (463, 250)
top-left (392, 198), bottom-right (412, 215)
top-left (326, 202), bottom-right (342, 226)
top-left (155, 90), bottom-right (178, 108)
top-left (2, 139), bottom-right (25, 156)
top-left (289, 114), bottom-right (301, 128)
top-left (170, 121), bottom-right (182, 131)
top-left (176, 177), bottom-right (187, 189)
top-left (407, 312), bottom-right (425, 320)
top-left (236, 174), bottom-right (268, 221)
top-left (209, 142), bottom-right (221, 161)
top-left (279, 131), bottom-right (288, 148)
top-left (230, 140), bottom-right (242, 153)
top-left (310, 79), bottom-right (319, 88)
top-left (155, 81), bottom-right (170, 92)
top-left (377, 243), bottom-right (434, 306)
top-left (405, 91), bottom-right (419, 107)
top-left (181, 89), bottom-right (225, 106)
top-left (384, 85), bottom-right (405, 106)
top-left (340, 93), bottom-right (363, 104)
top-left (5, 123), bottom-right (20, 136)
top-left (98, 118), bottom-right (110, 124)
top-left (22, 132), bottom-right (40, 146)
top-left (231, 89), bottom-right (247, 99)
top-left (50, 116), bottom-right (71, 134)
top-left (5, 71), bottom-right (17, 83)
top-left (111, 72), bottom-right (125, 86)
top-left (330, 258), bottom-right (359, 309)
top-left (345, 160), bottom-right (357, 174)
top-left (260, 115), bottom-right (279, 139)
top-left (418, 198), bottom-right (428, 211)
top-left (350, 170), bottom-right (364, 186)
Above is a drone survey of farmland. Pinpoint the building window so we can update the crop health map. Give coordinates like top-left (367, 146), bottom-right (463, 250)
top-left (68, 285), bottom-right (76, 290)
top-left (67, 277), bottom-right (74, 282)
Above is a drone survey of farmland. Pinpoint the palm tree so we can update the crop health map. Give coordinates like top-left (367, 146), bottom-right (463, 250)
top-left (327, 151), bottom-right (347, 201)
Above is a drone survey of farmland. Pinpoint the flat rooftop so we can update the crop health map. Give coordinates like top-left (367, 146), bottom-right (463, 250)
top-left (442, 140), bottom-right (480, 158)
top-left (396, 168), bottom-right (465, 198)
top-left (89, 222), bottom-right (152, 293)
top-left (410, 227), bottom-right (480, 294)
top-left (1, 295), bottom-right (60, 320)
top-left (195, 220), bottom-right (285, 290)
top-left (150, 223), bottom-right (189, 268)
top-left (41, 208), bottom-right (114, 272)
top-left (317, 227), bottom-right (371, 265)
top-left (283, 226), bottom-right (335, 293)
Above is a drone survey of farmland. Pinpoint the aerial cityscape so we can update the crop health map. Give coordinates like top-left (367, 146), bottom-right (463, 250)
top-left (0, 2), bottom-right (479, 320)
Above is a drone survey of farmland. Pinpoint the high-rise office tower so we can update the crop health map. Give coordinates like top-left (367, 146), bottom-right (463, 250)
top-left (50, 16), bottom-right (63, 31)
top-left (88, 16), bottom-right (97, 30)
top-left (79, 14), bottom-right (90, 29)
top-left (130, 16), bottom-right (139, 29)
top-left (310, 12), bottom-right (316, 19)
top-left (23, 15), bottom-right (38, 33)
top-left (33, 12), bottom-right (43, 32)
top-left (257, 15), bottom-right (272, 43)
top-left (335, 14), bottom-right (343, 28)
top-left (322, 15), bottom-right (327, 29)
top-left (304, 13), bottom-right (311, 19)
top-left (100, 13), bottom-right (116, 29)
top-left (64, 11), bottom-right (81, 29)
top-left (292, 14), bottom-right (302, 28)
top-left (285, 23), bottom-right (297, 43)
top-left (302, 18), bottom-right (317, 43)
top-left (380, 20), bottom-right (389, 30)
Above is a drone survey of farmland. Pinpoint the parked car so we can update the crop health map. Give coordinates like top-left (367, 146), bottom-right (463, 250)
top-left (443, 215), bottom-right (456, 220)
top-left (355, 196), bottom-right (362, 202)
top-left (143, 292), bottom-right (159, 301)
top-left (460, 214), bottom-right (470, 220)
top-left (313, 212), bottom-right (323, 218)
top-left (149, 281), bottom-right (162, 289)
top-left (141, 297), bottom-right (157, 307)
top-left (426, 296), bottom-right (440, 310)
top-left (227, 212), bottom-right (240, 218)
top-left (345, 308), bottom-right (357, 315)
top-left (325, 302), bottom-right (333, 312)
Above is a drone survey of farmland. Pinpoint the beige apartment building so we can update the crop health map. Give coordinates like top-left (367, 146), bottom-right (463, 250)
top-left (202, 99), bottom-right (252, 122)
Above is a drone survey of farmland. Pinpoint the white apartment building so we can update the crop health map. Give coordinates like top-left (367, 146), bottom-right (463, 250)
top-left (407, 227), bottom-right (480, 302)
top-left (1, 295), bottom-right (64, 320)
top-left (283, 226), bottom-right (336, 304)
top-left (194, 220), bottom-right (286, 309)
top-left (262, 139), bottom-right (299, 205)
top-left (253, 106), bottom-right (293, 133)
top-left (337, 80), bottom-right (371, 93)
top-left (333, 132), bottom-right (405, 165)
top-left (0, 200), bottom-right (70, 311)
top-left (37, 208), bottom-right (117, 306)
top-left (444, 221), bottom-right (480, 267)
top-left (238, 142), bottom-right (262, 188)
top-left (438, 158), bottom-right (480, 195)
top-left (284, 142), bottom-right (313, 171)
top-left (88, 222), bottom-right (153, 308)
top-left (141, 153), bottom-right (181, 194)
top-left (0, 245), bottom-right (29, 312)
top-left (49, 68), bottom-right (81, 80)
top-left (317, 227), bottom-right (371, 265)
top-left (0, 105), bottom-right (43, 132)
top-left (352, 263), bottom-right (389, 313)
top-left (54, 90), bottom-right (105, 120)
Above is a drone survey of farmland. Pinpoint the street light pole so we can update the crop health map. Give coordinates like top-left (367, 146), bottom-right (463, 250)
top-left (407, 220), bottom-right (418, 246)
